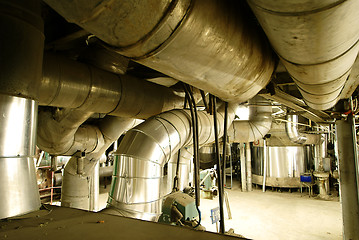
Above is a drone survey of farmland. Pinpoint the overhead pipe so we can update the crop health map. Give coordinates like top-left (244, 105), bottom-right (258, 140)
top-left (228, 96), bottom-right (272, 143)
top-left (43, 0), bottom-right (275, 103)
top-left (40, 54), bottom-right (184, 119)
top-left (105, 104), bottom-right (237, 221)
top-left (61, 116), bottom-right (138, 210)
top-left (0, 0), bottom-right (44, 219)
top-left (248, 0), bottom-right (359, 110)
top-left (285, 115), bottom-right (320, 145)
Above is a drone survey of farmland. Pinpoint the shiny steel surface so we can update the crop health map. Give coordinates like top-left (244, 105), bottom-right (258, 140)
top-left (167, 147), bottom-right (192, 192)
top-left (138, 0), bottom-right (275, 103)
top-left (108, 104), bottom-right (237, 220)
top-left (40, 54), bottom-right (184, 119)
top-left (61, 117), bottom-right (136, 211)
top-left (0, 95), bottom-right (40, 219)
top-left (252, 146), bottom-right (306, 179)
top-left (248, 0), bottom-right (359, 110)
top-left (37, 108), bottom-right (93, 155)
top-left (286, 115), bottom-right (320, 145)
top-left (228, 96), bottom-right (272, 143)
top-left (44, 0), bottom-right (274, 103)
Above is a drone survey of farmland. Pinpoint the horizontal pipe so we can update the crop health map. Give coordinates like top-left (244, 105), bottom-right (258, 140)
top-left (43, 0), bottom-right (275, 103)
top-left (248, 0), bottom-right (359, 110)
top-left (228, 96), bottom-right (272, 143)
top-left (40, 54), bottom-right (184, 119)
top-left (106, 103), bottom-right (237, 220)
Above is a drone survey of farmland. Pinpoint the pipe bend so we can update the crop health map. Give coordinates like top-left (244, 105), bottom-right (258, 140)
top-left (108, 103), bottom-right (238, 219)
top-left (228, 96), bottom-right (272, 143)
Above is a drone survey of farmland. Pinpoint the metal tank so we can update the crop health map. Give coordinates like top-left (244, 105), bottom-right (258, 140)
top-left (252, 145), bottom-right (308, 188)
top-left (251, 121), bottom-right (312, 188)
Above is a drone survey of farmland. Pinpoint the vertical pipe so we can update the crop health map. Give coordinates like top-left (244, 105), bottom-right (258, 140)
top-left (222, 102), bottom-right (229, 192)
top-left (212, 97), bottom-right (225, 234)
top-left (349, 114), bottom-right (359, 205)
top-left (336, 118), bottom-right (359, 239)
top-left (89, 160), bottom-right (100, 212)
top-left (240, 143), bottom-right (247, 192)
top-left (0, 0), bottom-right (44, 219)
top-left (246, 143), bottom-right (252, 191)
top-left (262, 139), bottom-right (267, 192)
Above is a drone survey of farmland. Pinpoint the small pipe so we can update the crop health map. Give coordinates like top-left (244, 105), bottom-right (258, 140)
top-left (246, 143), bottom-right (252, 191)
top-left (240, 143), bottom-right (247, 191)
top-left (262, 138), bottom-right (267, 192)
top-left (212, 96), bottom-right (225, 234)
top-left (173, 149), bottom-right (181, 191)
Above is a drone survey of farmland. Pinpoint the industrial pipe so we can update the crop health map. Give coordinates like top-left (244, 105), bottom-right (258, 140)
top-left (61, 116), bottom-right (138, 210)
top-left (246, 143), bottom-right (252, 191)
top-left (248, 0), bottom-right (359, 110)
top-left (0, 0), bottom-right (44, 219)
top-left (37, 108), bottom-right (95, 155)
top-left (40, 54), bottom-right (184, 119)
top-left (286, 115), bottom-right (321, 145)
top-left (43, 0), bottom-right (275, 103)
top-left (106, 104), bottom-right (237, 221)
top-left (336, 118), bottom-right (359, 239)
top-left (228, 96), bottom-right (272, 143)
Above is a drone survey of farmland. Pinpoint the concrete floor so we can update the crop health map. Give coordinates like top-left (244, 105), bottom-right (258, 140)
top-left (199, 181), bottom-right (343, 240)
top-left (98, 180), bottom-right (343, 240)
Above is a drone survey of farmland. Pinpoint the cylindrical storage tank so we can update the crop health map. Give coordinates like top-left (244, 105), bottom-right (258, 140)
top-left (252, 145), bottom-right (308, 188)
top-left (0, 94), bottom-right (40, 219)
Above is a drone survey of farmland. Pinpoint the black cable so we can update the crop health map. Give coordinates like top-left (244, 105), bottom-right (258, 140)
top-left (222, 102), bottom-right (228, 193)
top-left (182, 83), bottom-right (200, 207)
top-left (212, 95), bottom-right (225, 234)
top-left (173, 149), bottom-right (181, 191)
top-left (200, 90), bottom-right (209, 113)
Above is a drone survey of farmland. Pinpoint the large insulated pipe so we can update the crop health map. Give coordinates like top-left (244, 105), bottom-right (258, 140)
top-left (105, 104), bottom-right (237, 221)
top-left (336, 118), bottom-right (359, 239)
top-left (286, 115), bottom-right (321, 145)
top-left (37, 108), bottom-right (95, 155)
top-left (228, 96), bottom-right (272, 143)
top-left (43, 0), bottom-right (275, 103)
top-left (248, 0), bottom-right (359, 110)
top-left (40, 54), bottom-right (184, 119)
top-left (0, 0), bottom-right (44, 219)
top-left (61, 116), bottom-right (138, 210)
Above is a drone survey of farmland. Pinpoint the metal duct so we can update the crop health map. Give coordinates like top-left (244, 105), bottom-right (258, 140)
top-left (40, 54), bottom-right (184, 119)
top-left (248, 0), bottom-right (359, 110)
top-left (106, 104), bottom-right (237, 220)
top-left (0, 0), bottom-right (44, 219)
top-left (0, 95), bottom-right (40, 219)
top-left (37, 109), bottom-right (95, 155)
top-left (228, 96), bottom-right (272, 143)
top-left (61, 116), bottom-right (138, 210)
top-left (43, 0), bottom-right (275, 103)
top-left (286, 115), bottom-right (320, 145)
